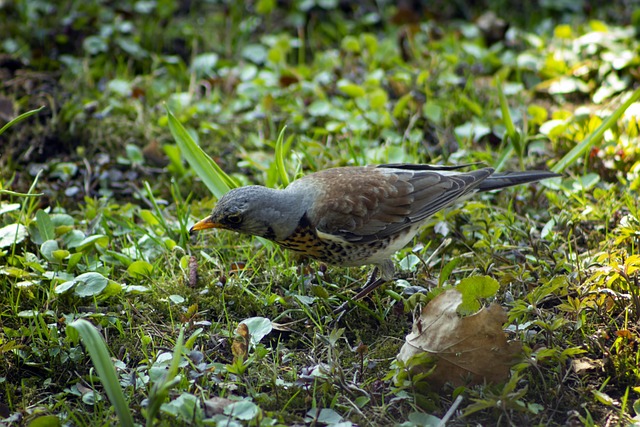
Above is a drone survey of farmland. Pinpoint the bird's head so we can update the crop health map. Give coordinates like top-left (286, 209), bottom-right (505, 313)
top-left (190, 186), bottom-right (281, 240)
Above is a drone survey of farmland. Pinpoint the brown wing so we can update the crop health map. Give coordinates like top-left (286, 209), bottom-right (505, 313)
top-left (299, 165), bottom-right (493, 243)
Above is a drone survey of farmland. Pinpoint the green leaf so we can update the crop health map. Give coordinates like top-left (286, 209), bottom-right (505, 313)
top-left (52, 249), bottom-right (70, 261)
top-left (337, 79), bottom-right (366, 98)
top-left (393, 93), bottom-right (413, 118)
top-left (74, 272), bottom-right (109, 297)
top-left (72, 234), bottom-right (109, 251)
top-left (68, 319), bottom-right (134, 427)
top-left (592, 390), bottom-right (616, 406)
top-left (305, 408), bottom-right (343, 424)
top-left (40, 240), bottom-right (60, 263)
top-left (191, 52), bottom-right (219, 78)
top-left (341, 35), bottom-right (361, 53)
top-left (369, 88), bottom-right (388, 109)
top-left (439, 257), bottom-right (462, 286)
top-left (0, 223), bottom-right (28, 248)
top-left (55, 280), bottom-right (76, 294)
top-left (146, 328), bottom-right (185, 424)
top-left (166, 106), bottom-right (237, 199)
top-left (408, 411), bottom-right (442, 427)
top-left (36, 210), bottom-right (55, 241)
top-left (161, 393), bottom-right (202, 422)
top-left (240, 317), bottom-right (273, 346)
top-left (0, 203), bottom-right (20, 215)
top-left (25, 415), bottom-right (61, 427)
top-left (163, 144), bottom-right (187, 176)
top-left (423, 101), bottom-right (443, 124)
top-left (225, 400), bottom-right (260, 421)
top-left (456, 275), bottom-right (500, 315)
top-left (127, 260), bottom-right (154, 278)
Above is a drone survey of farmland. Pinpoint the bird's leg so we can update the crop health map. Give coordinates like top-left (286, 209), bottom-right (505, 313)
top-left (352, 267), bottom-right (387, 300)
top-left (333, 266), bottom-right (388, 314)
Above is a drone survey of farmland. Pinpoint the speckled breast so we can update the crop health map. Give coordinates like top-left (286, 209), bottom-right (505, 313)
top-left (274, 222), bottom-right (389, 267)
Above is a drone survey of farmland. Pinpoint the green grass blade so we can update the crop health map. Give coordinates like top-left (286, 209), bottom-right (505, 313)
top-left (275, 125), bottom-right (290, 186)
top-left (0, 106), bottom-right (45, 136)
top-left (165, 106), bottom-right (237, 198)
top-left (493, 144), bottom-right (514, 172)
top-left (496, 79), bottom-right (517, 140)
top-left (552, 86), bottom-right (640, 173)
top-left (146, 327), bottom-right (185, 427)
top-left (494, 78), bottom-right (523, 170)
top-left (69, 319), bottom-right (135, 427)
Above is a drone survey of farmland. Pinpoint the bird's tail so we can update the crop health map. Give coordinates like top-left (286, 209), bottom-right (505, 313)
top-left (478, 170), bottom-right (560, 192)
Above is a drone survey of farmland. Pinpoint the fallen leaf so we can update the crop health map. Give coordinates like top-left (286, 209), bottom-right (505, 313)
top-left (232, 323), bottom-right (250, 360)
top-left (203, 396), bottom-right (236, 417)
top-left (397, 289), bottom-right (521, 388)
top-left (572, 357), bottom-right (604, 373)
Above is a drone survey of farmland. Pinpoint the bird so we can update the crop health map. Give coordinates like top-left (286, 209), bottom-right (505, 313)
top-left (190, 163), bottom-right (559, 305)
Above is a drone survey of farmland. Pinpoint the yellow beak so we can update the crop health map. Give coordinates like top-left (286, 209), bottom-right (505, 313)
top-left (189, 216), bottom-right (221, 233)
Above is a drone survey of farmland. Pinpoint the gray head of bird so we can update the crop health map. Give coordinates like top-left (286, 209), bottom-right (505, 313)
top-left (189, 186), bottom-right (304, 241)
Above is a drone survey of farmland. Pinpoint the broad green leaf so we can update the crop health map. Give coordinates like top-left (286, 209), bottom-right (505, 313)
top-left (40, 240), bottom-right (60, 263)
top-left (23, 415), bottom-right (61, 427)
top-left (0, 203), bottom-right (20, 215)
top-left (62, 229), bottom-right (85, 247)
top-left (160, 393), bottom-right (202, 422)
top-left (337, 79), bottom-right (365, 98)
top-left (456, 275), bottom-right (500, 315)
top-left (74, 272), bottom-right (109, 297)
top-left (0, 223), bottom-right (28, 248)
top-left (36, 210), bottom-right (55, 241)
top-left (1, 266), bottom-right (30, 278)
top-left (52, 249), bottom-right (70, 261)
top-left (127, 260), bottom-right (154, 278)
top-left (408, 411), bottom-right (442, 427)
top-left (240, 317), bottom-right (273, 346)
top-left (72, 234), bottom-right (109, 251)
top-left (423, 101), bottom-right (443, 124)
top-left (341, 35), bottom-right (361, 53)
top-left (225, 400), bottom-right (260, 421)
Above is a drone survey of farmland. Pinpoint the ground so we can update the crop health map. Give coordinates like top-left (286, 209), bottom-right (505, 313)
top-left (1, 1), bottom-right (640, 426)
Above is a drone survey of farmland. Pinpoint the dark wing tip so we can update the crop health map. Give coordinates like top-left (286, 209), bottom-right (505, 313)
top-left (478, 170), bottom-right (560, 192)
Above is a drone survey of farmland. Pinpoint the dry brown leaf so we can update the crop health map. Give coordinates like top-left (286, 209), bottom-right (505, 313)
top-left (232, 323), bottom-right (250, 360)
top-left (203, 396), bottom-right (236, 417)
top-left (572, 357), bottom-right (604, 373)
top-left (398, 289), bottom-right (521, 388)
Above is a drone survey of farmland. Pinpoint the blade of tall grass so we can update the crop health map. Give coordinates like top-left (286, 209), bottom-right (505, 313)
top-left (275, 125), bottom-right (290, 187)
top-left (145, 328), bottom-right (185, 427)
top-left (494, 79), bottom-right (524, 171)
top-left (0, 106), bottom-right (45, 136)
top-left (552, 87), bottom-right (640, 173)
top-left (68, 319), bottom-right (135, 427)
top-left (166, 107), bottom-right (237, 199)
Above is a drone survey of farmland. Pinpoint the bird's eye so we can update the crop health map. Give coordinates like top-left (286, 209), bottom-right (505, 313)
top-left (226, 213), bottom-right (242, 225)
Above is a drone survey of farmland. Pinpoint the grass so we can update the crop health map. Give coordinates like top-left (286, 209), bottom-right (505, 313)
top-left (2, 1), bottom-right (640, 425)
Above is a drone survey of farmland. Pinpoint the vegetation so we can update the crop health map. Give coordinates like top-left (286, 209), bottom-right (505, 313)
top-left (2, 1), bottom-right (640, 425)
